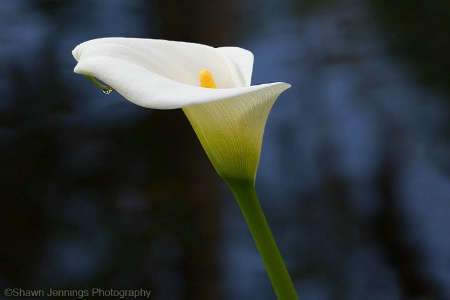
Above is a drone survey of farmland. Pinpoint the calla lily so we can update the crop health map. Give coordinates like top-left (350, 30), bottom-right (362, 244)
top-left (72, 38), bottom-right (298, 299)
top-left (72, 38), bottom-right (290, 182)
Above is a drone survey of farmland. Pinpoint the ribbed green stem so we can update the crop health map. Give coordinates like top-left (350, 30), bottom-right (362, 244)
top-left (226, 178), bottom-right (299, 300)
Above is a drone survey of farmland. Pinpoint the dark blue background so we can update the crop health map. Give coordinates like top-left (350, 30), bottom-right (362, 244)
top-left (1, 1), bottom-right (450, 299)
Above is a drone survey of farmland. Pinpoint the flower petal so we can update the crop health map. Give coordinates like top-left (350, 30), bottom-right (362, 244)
top-left (73, 38), bottom-right (287, 109)
top-left (217, 47), bottom-right (254, 86)
top-left (73, 38), bottom-right (241, 87)
top-left (183, 83), bottom-right (290, 180)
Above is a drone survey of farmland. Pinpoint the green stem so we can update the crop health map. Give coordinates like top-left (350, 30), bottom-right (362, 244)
top-left (226, 178), bottom-right (299, 300)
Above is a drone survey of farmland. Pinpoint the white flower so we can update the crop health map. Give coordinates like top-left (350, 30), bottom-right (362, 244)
top-left (73, 38), bottom-right (290, 181)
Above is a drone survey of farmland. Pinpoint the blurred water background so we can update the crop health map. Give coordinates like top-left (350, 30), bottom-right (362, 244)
top-left (1, 0), bottom-right (450, 299)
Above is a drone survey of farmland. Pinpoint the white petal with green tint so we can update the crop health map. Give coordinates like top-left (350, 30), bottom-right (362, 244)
top-left (73, 37), bottom-right (291, 178)
top-left (183, 83), bottom-right (290, 181)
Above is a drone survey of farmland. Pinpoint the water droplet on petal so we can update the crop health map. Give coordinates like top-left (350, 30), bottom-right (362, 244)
top-left (102, 87), bottom-right (113, 94)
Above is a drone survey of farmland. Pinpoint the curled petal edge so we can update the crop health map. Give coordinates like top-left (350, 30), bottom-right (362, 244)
top-left (75, 54), bottom-right (289, 109)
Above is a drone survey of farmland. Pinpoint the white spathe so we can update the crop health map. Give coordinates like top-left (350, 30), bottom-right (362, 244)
top-left (72, 38), bottom-right (289, 109)
top-left (72, 37), bottom-right (290, 180)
